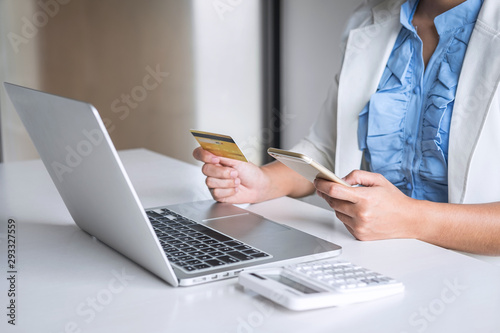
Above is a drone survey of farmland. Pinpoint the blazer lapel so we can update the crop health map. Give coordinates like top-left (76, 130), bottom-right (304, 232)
top-left (448, 0), bottom-right (500, 203)
top-left (335, 0), bottom-right (403, 177)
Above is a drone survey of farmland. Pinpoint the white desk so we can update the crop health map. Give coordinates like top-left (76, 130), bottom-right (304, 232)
top-left (1, 149), bottom-right (500, 333)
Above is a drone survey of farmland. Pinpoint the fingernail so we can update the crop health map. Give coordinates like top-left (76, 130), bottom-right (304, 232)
top-left (234, 178), bottom-right (241, 186)
top-left (230, 170), bottom-right (238, 178)
top-left (211, 157), bottom-right (219, 164)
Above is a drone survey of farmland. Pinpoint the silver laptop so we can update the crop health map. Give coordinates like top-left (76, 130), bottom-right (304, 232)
top-left (4, 82), bottom-right (341, 287)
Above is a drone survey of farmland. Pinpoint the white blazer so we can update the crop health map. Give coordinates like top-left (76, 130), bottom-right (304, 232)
top-left (294, 0), bottom-right (500, 204)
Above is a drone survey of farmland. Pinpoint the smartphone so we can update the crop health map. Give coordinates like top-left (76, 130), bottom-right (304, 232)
top-left (267, 148), bottom-right (350, 186)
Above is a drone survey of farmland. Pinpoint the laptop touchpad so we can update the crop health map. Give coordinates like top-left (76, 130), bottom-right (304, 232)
top-left (202, 213), bottom-right (290, 239)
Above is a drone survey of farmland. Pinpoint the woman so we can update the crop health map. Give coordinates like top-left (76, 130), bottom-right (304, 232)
top-left (193, 0), bottom-right (500, 255)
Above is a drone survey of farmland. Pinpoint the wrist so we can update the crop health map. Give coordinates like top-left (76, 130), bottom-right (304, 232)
top-left (256, 164), bottom-right (278, 202)
top-left (406, 198), bottom-right (435, 241)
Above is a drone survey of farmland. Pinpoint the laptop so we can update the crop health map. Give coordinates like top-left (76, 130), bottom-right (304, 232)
top-left (4, 82), bottom-right (341, 287)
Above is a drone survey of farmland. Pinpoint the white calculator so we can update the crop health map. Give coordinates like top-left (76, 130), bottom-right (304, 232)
top-left (238, 259), bottom-right (404, 311)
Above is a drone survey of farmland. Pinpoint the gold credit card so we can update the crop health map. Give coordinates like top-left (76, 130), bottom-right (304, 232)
top-left (190, 130), bottom-right (247, 162)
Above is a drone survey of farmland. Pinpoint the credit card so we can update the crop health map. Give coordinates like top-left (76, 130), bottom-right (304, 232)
top-left (190, 130), bottom-right (247, 162)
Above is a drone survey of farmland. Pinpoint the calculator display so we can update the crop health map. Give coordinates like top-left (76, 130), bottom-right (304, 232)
top-left (265, 274), bottom-right (320, 294)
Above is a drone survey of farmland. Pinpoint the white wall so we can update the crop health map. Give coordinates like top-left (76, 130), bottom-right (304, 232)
top-left (281, 0), bottom-right (364, 149)
top-left (0, 0), bottom-right (197, 164)
top-left (281, 0), bottom-right (364, 208)
top-left (0, 0), bottom-right (40, 161)
top-left (1, 0), bottom-right (363, 167)
top-left (192, 0), bottom-right (264, 165)
top-left (1, 0), bottom-right (265, 166)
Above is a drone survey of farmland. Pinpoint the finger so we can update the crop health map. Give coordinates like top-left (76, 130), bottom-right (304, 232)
top-left (216, 155), bottom-right (243, 168)
top-left (316, 191), bottom-right (358, 238)
top-left (317, 189), bottom-right (357, 217)
top-left (193, 147), bottom-right (220, 164)
top-left (206, 176), bottom-right (241, 189)
top-left (210, 187), bottom-right (239, 202)
top-left (202, 163), bottom-right (239, 180)
top-left (341, 220), bottom-right (359, 239)
top-left (315, 178), bottom-right (360, 204)
top-left (343, 170), bottom-right (386, 187)
top-left (330, 209), bottom-right (359, 238)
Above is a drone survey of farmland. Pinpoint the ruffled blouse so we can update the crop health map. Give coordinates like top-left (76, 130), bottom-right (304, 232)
top-left (357, 0), bottom-right (483, 202)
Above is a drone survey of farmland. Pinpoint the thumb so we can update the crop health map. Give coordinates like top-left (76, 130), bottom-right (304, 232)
top-left (343, 170), bottom-right (386, 187)
top-left (217, 156), bottom-right (244, 168)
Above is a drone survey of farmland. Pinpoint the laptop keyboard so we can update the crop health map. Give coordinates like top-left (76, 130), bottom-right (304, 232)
top-left (146, 208), bottom-right (271, 273)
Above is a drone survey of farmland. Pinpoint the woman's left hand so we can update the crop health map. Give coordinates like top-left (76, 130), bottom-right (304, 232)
top-left (314, 170), bottom-right (419, 241)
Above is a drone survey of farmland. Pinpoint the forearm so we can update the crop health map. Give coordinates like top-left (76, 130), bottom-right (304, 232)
top-left (415, 200), bottom-right (500, 255)
top-left (259, 161), bottom-right (315, 201)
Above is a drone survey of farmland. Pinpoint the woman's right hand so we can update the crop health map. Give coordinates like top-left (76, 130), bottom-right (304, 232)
top-left (192, 147), bottom-right (271, 204)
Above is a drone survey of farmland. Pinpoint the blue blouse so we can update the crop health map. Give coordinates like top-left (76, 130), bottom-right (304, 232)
top-left (357, 0), bottom-right (483, 202)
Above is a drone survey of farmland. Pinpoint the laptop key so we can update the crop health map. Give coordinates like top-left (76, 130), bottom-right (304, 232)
top-left (176, 262), bottom-right (192, 268)
top-left (234, 245), bottom-right (252, 251)
top-left (207, 251), bottom-right (224, 257)
top-left (218, 255), bottom-right (240, 264)
top-left (227, 251), bottom-right (254, 261)
top-left (158, 235), bottom-right (175, 241)
top-left (188, 224), bottom-right (232, 242)
top-left (193, 264), bottom-right (211, 270)
top-left (182, 247), bottom-right (197, 253)
top-left (196, 255), bottom-right (212, 261)
top-left (178, 219), bottom-right (196, 225)
top-left (242, 249), bottom-right (260, 255)
top-left (205, 259), bottom-right (225, 266)
top-left (224, 241), bottom-right (243, 247)
top-left (146, 211), bottom-right (162, 218)
top-left (250, 252), bottom-right (270, 258)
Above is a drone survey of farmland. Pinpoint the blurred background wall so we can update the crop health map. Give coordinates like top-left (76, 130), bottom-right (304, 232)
top-left (281, 0), bottom-right (363, 149)
top-left (0, 0), bottom-right (362, 167)
top-left (0, 0), bottom-right (263, 164)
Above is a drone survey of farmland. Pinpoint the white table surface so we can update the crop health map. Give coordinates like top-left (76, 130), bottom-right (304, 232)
top-left (1, 148), bottom-right (499, 333)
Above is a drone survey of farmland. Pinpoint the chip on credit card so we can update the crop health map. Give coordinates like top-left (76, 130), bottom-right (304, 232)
top-left (190, 130), bottom-right (248, 162)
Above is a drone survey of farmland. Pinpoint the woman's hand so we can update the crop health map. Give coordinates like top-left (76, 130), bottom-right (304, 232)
top-left (192, 147), bottom-right (271, 204)
top-left (314, 170), bottom-right (419, 241)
